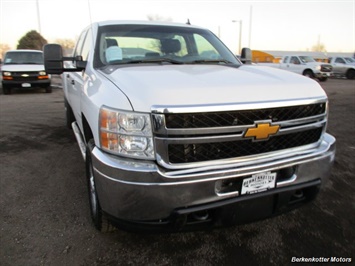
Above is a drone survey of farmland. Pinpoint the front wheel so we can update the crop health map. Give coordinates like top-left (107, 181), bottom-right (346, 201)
top-left (346, 69), bottom-right (355, 79)
top-left (303, 70), bottom-right (315, 79)
top-left (2, 85), bottom-right (11, 95)
top-left (86, 139), bottom-right (116, 232)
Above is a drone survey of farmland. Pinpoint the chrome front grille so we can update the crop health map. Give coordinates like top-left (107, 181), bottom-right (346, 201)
top-left (152, 100), bottom-right (327, 169)
top-left (321, 64), bottom-right (332, 72)
top-left (11, 71), bottom-right (39, 82)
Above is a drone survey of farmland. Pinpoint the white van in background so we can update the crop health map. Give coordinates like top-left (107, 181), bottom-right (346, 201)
top-left (1, 50), bottom-right (51, 94)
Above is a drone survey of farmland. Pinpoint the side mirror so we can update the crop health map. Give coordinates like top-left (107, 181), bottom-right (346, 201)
top-left (0, 58), bottom-right (2, 65)
top-left (240, 48), bottom-right (252, 64)
top-left (43, 44), bottom-right (64, 74)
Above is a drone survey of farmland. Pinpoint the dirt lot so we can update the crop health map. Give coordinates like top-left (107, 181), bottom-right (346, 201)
top-left (0, 78), bottom-right (354, 266)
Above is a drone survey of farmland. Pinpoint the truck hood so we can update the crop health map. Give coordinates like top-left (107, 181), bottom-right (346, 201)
top-left (1, 64), bottom-right (45, 72)
top-left (102, 64), bottom-right (327, 112)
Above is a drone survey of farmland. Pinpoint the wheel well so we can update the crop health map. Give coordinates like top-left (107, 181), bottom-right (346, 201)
top-left (346, 68), bottom-right (355, 78)
top-left (303, 69), bottom-right (313, 75)
top-left (82, 114), bottom-right (94, 145)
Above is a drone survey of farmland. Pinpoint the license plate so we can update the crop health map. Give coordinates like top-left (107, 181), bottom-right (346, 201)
top-left (241, 172), bottom-right (276, 195)
top-left (22, 83), bottom-right (31, 88)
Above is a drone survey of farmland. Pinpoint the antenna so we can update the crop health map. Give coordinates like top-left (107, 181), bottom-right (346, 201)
top-left (186, 19), bottom-right (191, 25)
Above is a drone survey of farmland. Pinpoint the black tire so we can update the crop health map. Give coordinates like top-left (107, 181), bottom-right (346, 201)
top-left (346, 69), bottom-right (355, 80)
top-left (303, 69), bottom-right (314, 79)
top-left (3, 85), bottom-right (11, 95)
top-left (45, 86), bottom-right (52, 93)
top-left (64, 99), bottom-right (75, 129)
top-left (318, 77), bottom-right (328, 82)
top-left (86, 139), bottom-right (116, 232)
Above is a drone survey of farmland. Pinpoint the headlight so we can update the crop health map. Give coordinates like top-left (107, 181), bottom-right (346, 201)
top-left (3, 72), bottom-right (11, 76)
top-left (99, 106), bottom-right (154, 159)
top-left (314, 65), bottom-right (321, 71)
top-left (39, 71), bottom-right (47, 76)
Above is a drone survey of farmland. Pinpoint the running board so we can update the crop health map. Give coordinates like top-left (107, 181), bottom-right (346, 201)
top-left (71, 122), bottom-right (86, 161)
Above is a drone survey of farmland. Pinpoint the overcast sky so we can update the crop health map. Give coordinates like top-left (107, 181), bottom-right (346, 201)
top-left (1, 0), bottom-right (354, 54)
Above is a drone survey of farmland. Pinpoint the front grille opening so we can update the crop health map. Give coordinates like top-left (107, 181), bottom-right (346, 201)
top-left (168, 128), bottom-right (322, 164)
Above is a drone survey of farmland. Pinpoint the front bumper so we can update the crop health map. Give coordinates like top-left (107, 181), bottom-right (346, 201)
top-left (92, 133), bottom-right (335, 228)
top-left (2, 79), bottom-right (51, 88)
top-left (314, 71), bottom-right (333, 78)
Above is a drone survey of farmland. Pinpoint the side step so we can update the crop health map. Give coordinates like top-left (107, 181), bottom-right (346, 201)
top-left (71, 122), bottom-right (86, 161)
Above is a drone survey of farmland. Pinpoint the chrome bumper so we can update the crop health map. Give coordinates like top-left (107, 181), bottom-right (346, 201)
top-left (92, 133), bottom-right (335, 221)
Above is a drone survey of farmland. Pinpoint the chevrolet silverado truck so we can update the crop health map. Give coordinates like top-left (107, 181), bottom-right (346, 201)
top-left (43, 20), bottom-right (336, 232)
top-left (328, 56), bottom-right (355, 79)
top-left (259, 55), bottom-right (333, 82)
top-left (1, 49), bottom-right (51, 94)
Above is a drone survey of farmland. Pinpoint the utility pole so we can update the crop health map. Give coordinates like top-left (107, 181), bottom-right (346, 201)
top-left (249, 6), bottom-right (253, 48)
top-left (232, 20), bottom-right (242, 55)
top-left (36, 0), bottom-right (41, 34)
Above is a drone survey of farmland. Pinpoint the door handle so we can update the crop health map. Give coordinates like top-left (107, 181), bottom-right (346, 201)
top-left (71, 80), bottom-right (75, 85)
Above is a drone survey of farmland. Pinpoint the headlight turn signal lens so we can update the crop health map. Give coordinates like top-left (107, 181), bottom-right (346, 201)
top-left (99, 107), bottom-right (154, 159)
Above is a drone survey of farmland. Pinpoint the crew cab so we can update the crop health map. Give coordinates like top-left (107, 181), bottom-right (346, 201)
top-left (1, 49), bottom-right (51, 94)
top-left (259, 55), bottom-right (333, 82)
top-left (328, 56), bottom-right (355, 79)
top-left (44, 20), bottom-right (335, 232)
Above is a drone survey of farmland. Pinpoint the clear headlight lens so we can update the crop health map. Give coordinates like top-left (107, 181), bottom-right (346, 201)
top-left (39, 71), bottom-right (47, 76)
top-left (315, 65), bottom-right (321, 70)
top-left (3, 72), bottom-right (11, 76)
top-left (99, 106), bottom-right (154, 159)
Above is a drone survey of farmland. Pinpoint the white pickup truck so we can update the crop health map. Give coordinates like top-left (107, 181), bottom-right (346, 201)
top-left (328, 56), bottom-right (355, 79)
top-left (259, 55), bottom-right (333, 82)
top-left (44, 20), bottom-right (335, 232)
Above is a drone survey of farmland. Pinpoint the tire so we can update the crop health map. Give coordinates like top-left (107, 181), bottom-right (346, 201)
top-left (86, 139), bottom-right (116, 232)
top-left (45, 86), bottom-right (52, 93)
top-left (64, 99), bottom-right (75, 129)
top-left (303, 70), bottom-right (314, 79)
top-left (318, 77), bottom-right (328, 82)
top-left (2, 85), bottom-right (11, 95)
top-left (346, 69), bottom-right (355, 80)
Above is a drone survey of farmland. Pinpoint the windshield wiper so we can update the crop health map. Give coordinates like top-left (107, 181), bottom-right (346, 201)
top-left (188, 59), bottom-right (234, 64)
top-left (119, 58), bottom-right (184, 65)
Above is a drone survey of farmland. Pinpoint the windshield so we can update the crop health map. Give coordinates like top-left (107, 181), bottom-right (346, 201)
top-left (94, 24), bottom-right (240, 68)
top-left (299, 56), bottom-right (316, 63)
top-left (4, 51), bottom-right (44, 65)
top-left (344, 57), bottom-right (355, 63)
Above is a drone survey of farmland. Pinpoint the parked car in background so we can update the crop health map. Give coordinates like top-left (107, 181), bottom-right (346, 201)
top-left (258, 55), bottom-right (333, 82)
top-left (328, 56), bottom-right (355, 79)
top-left (1, 50), bottom-right (51, 94)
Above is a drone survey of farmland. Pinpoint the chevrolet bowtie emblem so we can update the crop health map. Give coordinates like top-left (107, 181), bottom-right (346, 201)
top-left (21, 74), bottom-right (29, 77)
top-left (244, 122), bottom-right (280, 141)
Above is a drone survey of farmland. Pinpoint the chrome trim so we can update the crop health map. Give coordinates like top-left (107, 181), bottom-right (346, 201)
top-left (277, 174), bottom-right (298, 187)
top-left (151, 99), bottom-right (328, 169)
top-left (72, 122), bottom-right (86, 160)
top-left (151, 97), bottom-right (328, 114)
top-left (156, 141), bottom-right (322, 171)
top-left (91, 133), bottom-right (335, 185)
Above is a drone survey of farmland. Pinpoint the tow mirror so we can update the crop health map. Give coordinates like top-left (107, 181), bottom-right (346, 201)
top-left (241, 48), bottom-right (252, 64)
top-left (43, 44), bottom-right (64, 74)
